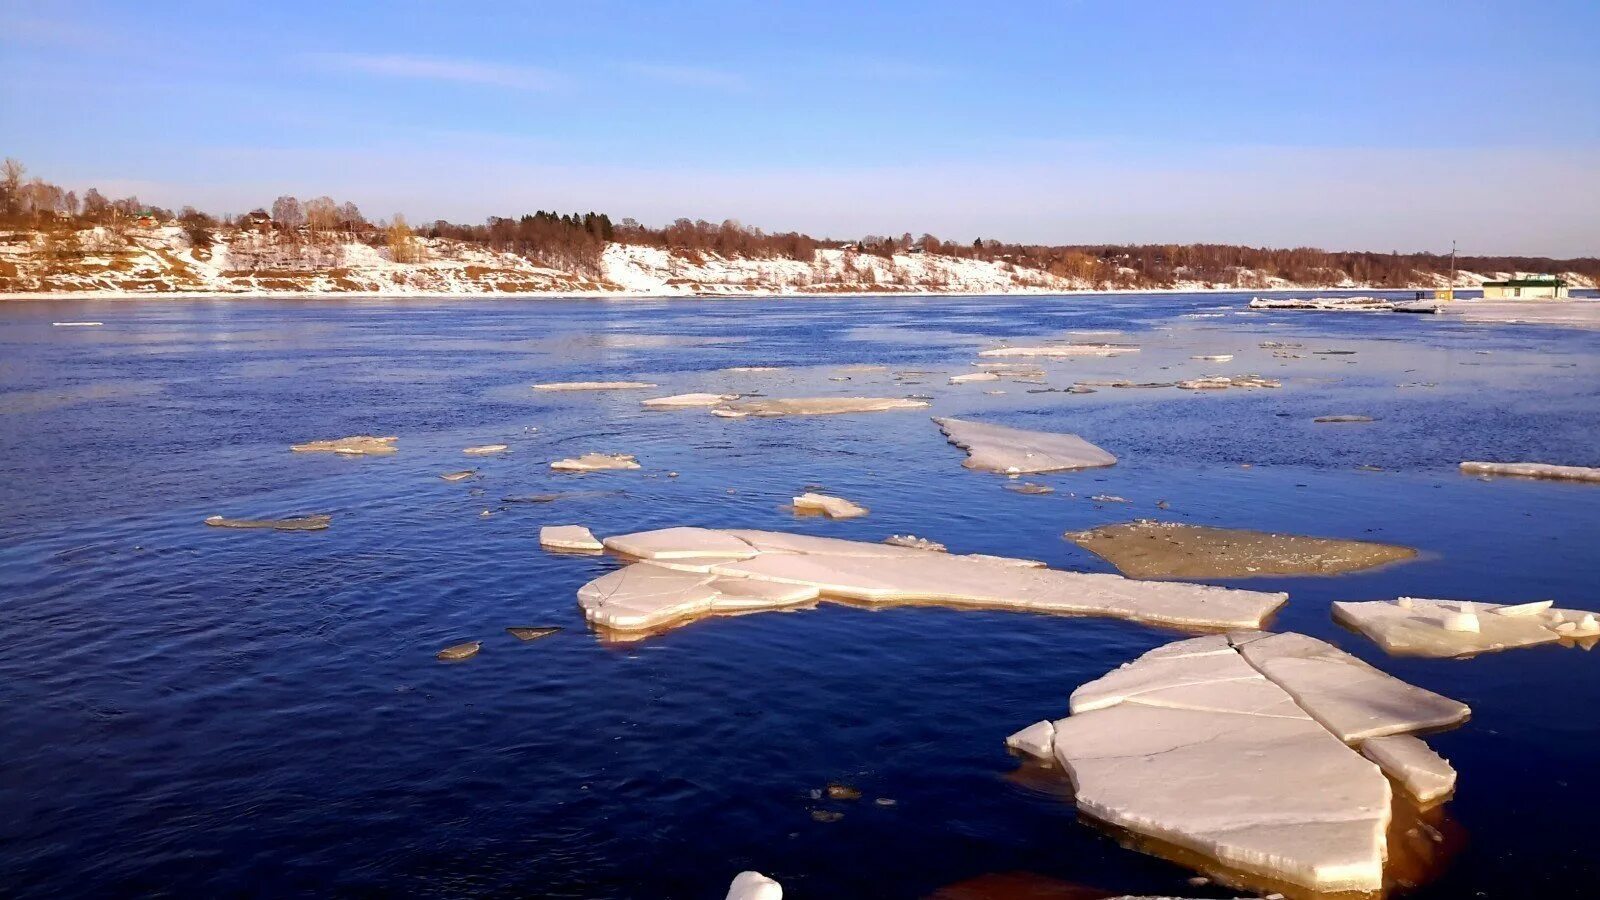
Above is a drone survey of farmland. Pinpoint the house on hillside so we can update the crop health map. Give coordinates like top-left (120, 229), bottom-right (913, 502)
top-left (1483, 275), bottom-right (1568, 300)
top-left (243, 210), bottom-right (273, 232)
top-left (134, 212), bottom-right (159, 229)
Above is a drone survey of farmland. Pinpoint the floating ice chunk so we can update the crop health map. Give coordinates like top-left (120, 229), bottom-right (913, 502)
top-left (290, 435), bottom-right (397, 454)
top-left (725, 871), bottom-right (782, 900)
top-left (934, 417), bottom-right (1116, 474)
top-left (1005, 720), bottom-right (1056, 759)
top-left (949, 371), bottom-right (1001, 384)
top-left (1233, 633), bottom-right (1469, 742)
top-left (440, 470), bottom-right (475, 482)
top-left (533, 381), bottom-right (657, 391)
top-left (723, 366), bottom-right (784, 373)
top-left (550, 453), bottom-right (640, 471)
top-left (540, 525), bottom-right (603, 551)
top-left (885, 534), bottom-right (947, 552)
top-left (576, 561), bottom-right (818, 631)
top-left (204, 514), bottom-right (330, 531)
top-left (1248, 296), bottom-right (1395, 311)
top-left (711, 397), bottom-right (930, 418)
top-left (52, 321), bottom-right (103, 326)
top-left (641, 392), bottom-right (738, 408)
top-left (463, 444), bottom-right (508, 455)
top-left (437, 641), bottom-right (480, 661)
top-left (1191, 354), bottom-right (1234, 361)
top-left (1493, 600), bottom-right (1553, 617)
top-left (1360, 734), bottom-right (1456, 804)
top-left (978, 344), bottom-right (1138, 358)
top-left (1314, 415), bottom-right (1374, 423)
top-left (1176, 375), bottom-right (1281, 390)
top-left (1065, 521), bottom-right (1416, 580)
top-left (1331, 597), bottom-right (1600, 657)
top-left (583, 528), bottom-right (1285, 635)
top-left (1459, 461), bottom-right (1600, 483)
top-left (1013, 632), bottom-right (1470, 894)
top-left (792, 492), bottom-right (869, 519)
top-left (603, 527), bottom-right (760, 561)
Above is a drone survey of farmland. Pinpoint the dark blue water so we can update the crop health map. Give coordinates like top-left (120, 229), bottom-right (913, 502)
top-left (1, 294), bottom-right (1597, 899)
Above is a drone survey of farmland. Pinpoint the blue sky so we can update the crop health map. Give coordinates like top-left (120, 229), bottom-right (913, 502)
top-left (2, 0), bottom-right (1596, 254)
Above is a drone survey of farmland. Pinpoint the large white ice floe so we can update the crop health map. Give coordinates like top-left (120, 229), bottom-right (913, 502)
top-left (1006, 631), bottom-right (1470, 894)
top-left (640, 392), bottom-right (739, 408)
top-left (289, 435), bottom-right (397, 455)
top-left (1332, 597), bottom-right (1600, 657)
top-left (1459, 460), bottom-right (1600, 483)
top-left (533, 381), bottom-right (658, 391)
top-left (710, 397), bottom-right (930, 418)
top-left (1247, 296), bottom-right (1395, 312)
top-left (791, 492), bottom-right (869, 519)
top-left (977, 344), bottom-right (1139, 358)
top-left (725, 871), bottom-right (782, 900)
top-left (934, 417), bottom-right (1116, 474)
top-left (574, 528), bottom-right (1286, 635)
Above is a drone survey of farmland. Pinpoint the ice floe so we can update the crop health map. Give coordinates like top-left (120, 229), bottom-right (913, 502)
top-left (1191, 354), bottom-right (1235, 361)
top-left (641, 392), bottom-right (739, 408)
top-left (792, 492), bottom-right (869, 519)
top-left (1008, 632), bottom-right (1468, 893)
top-left (540, 524), bottom-right (604, 551)
top-left (550, 453), bottom-right (641, 471)
top-left (1333, 597), bottom-right (1600, 657)
top-left (934, 417), bottom-right (1116, 474)
top-left (1313, 415), bottom-right (1374, 423)
top-left (1361, 734), bottom-right (1456, 804)
top-left (725, 871), bottom-right (782, 900)
top-left (1248, 296), bottom-right (1395, 312)
top-left (885, 534), bottom-right (947, 552)
top-left (436, 641), bottom-right (480, 661)
top-left (1459, 461), bottom-right (1600, 483)
top-left (204, 514), bottom-right (330, 531)
top-left (463, 444), bottom-right (508, 455)
top-left (576, 527), bottom-right (1286, 635)
top-left (711, 397), bottom-right (929, 418)
top-left (1175, 375), bottom-right (1281, 390)
top-left (533, 381), bottom-right (657, 391)
top-left (978, 344), bottom-right (1139, 358)
top-left (439, 470), bottom-right (476, 482)
top-left (949, 372), bottom-right (1001, 384)
top-left (1065, 521), bottom-right (1416, 579)
top-left (290, 435), bottom-right (397, 455)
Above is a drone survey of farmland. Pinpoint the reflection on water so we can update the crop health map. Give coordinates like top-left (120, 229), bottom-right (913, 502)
top-left (0, 293), bottom-right (1597, 899)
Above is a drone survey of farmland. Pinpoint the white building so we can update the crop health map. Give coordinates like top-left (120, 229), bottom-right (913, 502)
top-left (1482, 276), bottom-right (1569, 300)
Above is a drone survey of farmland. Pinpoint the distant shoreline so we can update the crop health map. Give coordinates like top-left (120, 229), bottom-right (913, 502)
top-left (0, 286), bottom-right (1466, 303)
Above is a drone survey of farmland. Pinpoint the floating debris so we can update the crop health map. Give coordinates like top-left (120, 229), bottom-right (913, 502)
top-left (810, 810), bottom-right (844, 823)
top-left (436, 641), bottom-right (481, 661)
top-left (1066, 520), bottom-right (1416, 579)
top-left (826, 784), bottom-right (862, 800)
top-left (463, 444), bottom-right (508, 455)
top-left (711, 397), bottom-right (929, 418)
top-left (1314, 415), bottom-right (1374, 423)
top-left (203, 514), bottom-right (330, 531)
top-left (533, 381), bottom-right (657, 391)
top-left (935, 417), bottom-right (1117, 474)
top-left (1333, 597), bottom-right (1600, 657)
top-left (290, 435), bottom-right (397, 455)
top-left (540, 524), bottom-right (604, 551)
top-left (550, 453), bottom-right (641, 471)
top-left (1006, 632), bottom-right (1468, 894)
top-left (792, 492), bottom-right (869, 519)
top-left (506, 626), bottom-right (561, 641)
top-left (440, 470), bottom-right (476, 482)
top-left (1458, 461), bottom-right (1600, 483)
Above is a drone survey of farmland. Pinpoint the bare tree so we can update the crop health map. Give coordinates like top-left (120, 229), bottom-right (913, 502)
top-left (1, 158), bottom-right (24, 215)
top-left (387, 214), bottom-right (422, 263)
top-left (305, 196), bottom-right (338, 241)
top-left (271, 195), bottom-right (304, 231)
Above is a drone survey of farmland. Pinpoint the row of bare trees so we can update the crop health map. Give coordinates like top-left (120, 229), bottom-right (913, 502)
top-left (5, 156), bottom-right (1597, 284)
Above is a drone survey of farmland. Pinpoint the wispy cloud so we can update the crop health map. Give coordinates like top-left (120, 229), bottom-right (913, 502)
top-left (304, 52), bottom-right (566, 91)
top-left (620, 63), bottom-right (750, 93)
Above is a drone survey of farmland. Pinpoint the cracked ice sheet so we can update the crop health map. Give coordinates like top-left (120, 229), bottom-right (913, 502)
top-left (1009, 633), bottom-right (1470, 894)
top-left (1332, 597), bottom-right (1598, 657)
top-left (581, 528), bottom-right (1285, 634)
top-left (1232, 632), bottom-right (1469, 741)
top-left (1361, 734), bottom-right (1456, 804)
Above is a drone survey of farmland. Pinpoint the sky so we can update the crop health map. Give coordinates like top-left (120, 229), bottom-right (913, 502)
top-left (2, 0), bottom-right (1597, 256)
